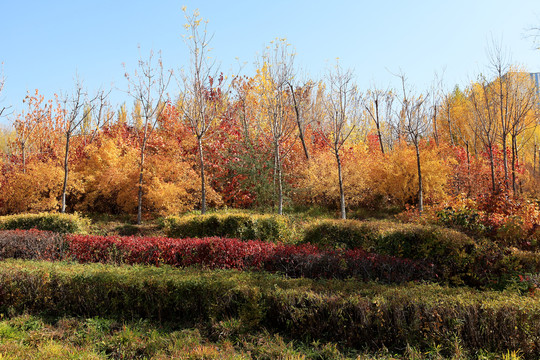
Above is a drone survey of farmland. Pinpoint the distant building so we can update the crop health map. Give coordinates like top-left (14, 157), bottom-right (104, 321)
top-left (529, 72), bottom-right (540, 91)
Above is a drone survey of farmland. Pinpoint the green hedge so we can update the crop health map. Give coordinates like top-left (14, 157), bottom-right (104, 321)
top-left (301, 220), bottom-right (540, 286)
top-left (1, 260), bottom-right (540, 358)
top-left (302, 220), bottom-right (379, 250)
top-left (0, 213), bottom-right (90, 234)
top-left (162, 213), bottom-right (293, 243)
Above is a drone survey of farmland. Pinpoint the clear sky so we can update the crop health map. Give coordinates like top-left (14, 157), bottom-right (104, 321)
top-left (1, 0), bottom-right (540, 123)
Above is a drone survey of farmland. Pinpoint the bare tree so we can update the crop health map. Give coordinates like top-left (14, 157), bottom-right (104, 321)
top-left (0, 67), bottom-right (5, 118)
top-left (60, 78), bottom-right (111, 213)
top-left (428, 75), bottom-right (445, 146)
top-left (396, 73), bottom-right (430, 213)
top-left (286, 78), bottom-right (315, 160)
top-left (469, 75), bottom-right (500, 193)
top-left (441, 89), bottom-right (458, 147)
top-left (124, 50), bottom-right (172, 224)
top-left (506, 71), bottom-right (538, 193)
top-left (488, 41), bottom-right (513, 189)
top-left (320, 63), bottom-right (362, 219)
top-left (177, 8), bottom-right (225, 215)
top-left (255, 39), bottom-right (298, 215)
top-left (363, 86), bottom-right (394, 153)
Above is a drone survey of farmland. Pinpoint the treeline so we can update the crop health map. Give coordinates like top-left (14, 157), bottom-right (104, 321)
top-left (0, 13), bottom-right (539, 226)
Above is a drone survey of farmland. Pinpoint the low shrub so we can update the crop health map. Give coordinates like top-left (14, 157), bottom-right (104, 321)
top-left (374, 223), bottom-right (477, 284)
top-left (436, 207), bottom-right (488, 234)
top-left (301, 219), bottom-right (522, 286)
top-left (302, 220), bottom-right (379, 250)
top-left (162, 213), bottom-right (293, 243)
top-left (0, 229), bottom-right (65, 261)
top-left (65, 234), bottom-right (435, 283)
top-left (1, 260), bottom-right (540, 358)
top-left (264, 245), bottom-right (434, 283)
top-left (0, 213), bottom-right (90, 234)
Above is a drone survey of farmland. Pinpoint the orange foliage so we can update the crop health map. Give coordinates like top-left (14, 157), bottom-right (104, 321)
top-left (295, 139), bottom-right (452, 210)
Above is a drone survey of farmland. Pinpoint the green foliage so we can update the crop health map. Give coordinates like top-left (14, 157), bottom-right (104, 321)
top-left (162, 212), bottom-right (293, 243)
top-left (436, 207), bottom-right (488, 234)
top-left (0, 213), bottom-right (90, 234)
top-left (300, 219), bottom-right (529, 286)
top-left (1, 260), bottom-right (540, 358)
top-left (302, 220), bottom-right (379, 250)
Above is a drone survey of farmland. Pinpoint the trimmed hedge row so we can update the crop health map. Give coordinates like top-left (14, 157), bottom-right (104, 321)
top-left (65, 234), bottom-right (434, 283)
top-left (302, 220), bottom-right (540, 286)
top-left (1, 260), bottom-right (540, 358)
top-left (0, 213), bottom-right (89, 234)
top-left (0, 230), bottom-right (65, 261)
top-left (162, 213), bottom-right (293, 243)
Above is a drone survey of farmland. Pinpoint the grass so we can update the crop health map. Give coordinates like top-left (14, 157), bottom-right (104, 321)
top-left (0, 314), bottom-right (527, 359)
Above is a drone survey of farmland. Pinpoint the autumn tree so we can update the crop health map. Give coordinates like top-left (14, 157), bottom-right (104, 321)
top-left (469, 75), bottom-right (500, 193)
top-left (13, 90), bottom-right (52, 172)
top-left (177, 8), bottom-right (225, 215)
top-left (363, 86), bottom-right (394, 153)
top-left (255, 39), bottom-right (298, 215)
top-left (320, 62), bottom-right (362, 219)
top-left (488, 43), bottom-right (513, 188)
top-left (0, 66), bottom-right (5, 118)
top-left (396, 74), bottom-right (430, 213)
top-left (124, 50), bottom-right (172, 224)
top-left (506, 71), bottom-right (538, 193)
top-left (59, 79), bottom-right (110, 213)
top-left (287, 78), bottom-right (315, 160)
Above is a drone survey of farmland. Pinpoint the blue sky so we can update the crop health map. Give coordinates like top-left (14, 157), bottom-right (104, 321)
top-left (1, 0), bottom-right (540, 123)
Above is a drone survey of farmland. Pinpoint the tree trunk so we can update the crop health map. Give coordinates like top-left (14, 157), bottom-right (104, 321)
top-left (22, 143), bottom-right (26, 174)
top-left (446, 109), bottom-right (455, 146)
top-left (197, 136), bottom-right (207, 215)
top-left (277, 158), bottom-right (283, 215)
top-left (414, 142), bottom-right (423, 213)
top-left (466, 141), bottom-right (471, 197)
top-left (61, 133), bottom-right (71, 213)
top-left (511, 134), bottom-right (517, 195)
top-left (336, 150), bottom-right (346, 220)
top-left (488, 145), bottom-right (497, 194)
top-left (274, 142), bottom-right (283, 215)
top-left (502, 135), bottom-right (509, 190)
top-left (136, 142), bottom-right (146, 225)
top-left (533, 143), bottom-right (537, 177)
top-left (288, 83), bottom-right (310, 160)
top-left (374, 99), bottom-right (385, 154)
top-left (376, 123), bottom-right (385, 154)
top-left (298, 128), bottom-right (310, 161)
top-left (432, 105), bottom-right (439, 146)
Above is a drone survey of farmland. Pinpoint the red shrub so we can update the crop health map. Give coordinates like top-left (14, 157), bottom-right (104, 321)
top-left (65, 234), bottom-right (435, 283)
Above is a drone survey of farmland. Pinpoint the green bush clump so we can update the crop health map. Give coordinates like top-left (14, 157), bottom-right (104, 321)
top-left (162, 213), bottom-right (293, 243)
top-left (0, 213), bottom-right (90, 234)
top-left (374, 223), bottom-right (477, 284)
top-left (2, 260), bottom-right (540, 358)
top-left (302, 220), bottom-right (505, 285)
top-left (436, 207), bottom-right (488, 234)
top-left (302, 219), bottom-right (379, 250)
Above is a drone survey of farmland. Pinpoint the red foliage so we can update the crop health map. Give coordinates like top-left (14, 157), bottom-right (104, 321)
top-left (65, 234), bottom-right (435, 283)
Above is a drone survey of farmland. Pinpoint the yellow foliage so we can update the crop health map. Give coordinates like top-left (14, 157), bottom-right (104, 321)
top-left (0, 161), bottom-right (82, 214)
top-left (371, 142), bottom-right (453, 205)
top-left (76, 138), bottom-right (222, 216)
top-left (295, 148), bottom-right (372, 209)
top-left (296, 142), bottom-right (453, 209)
